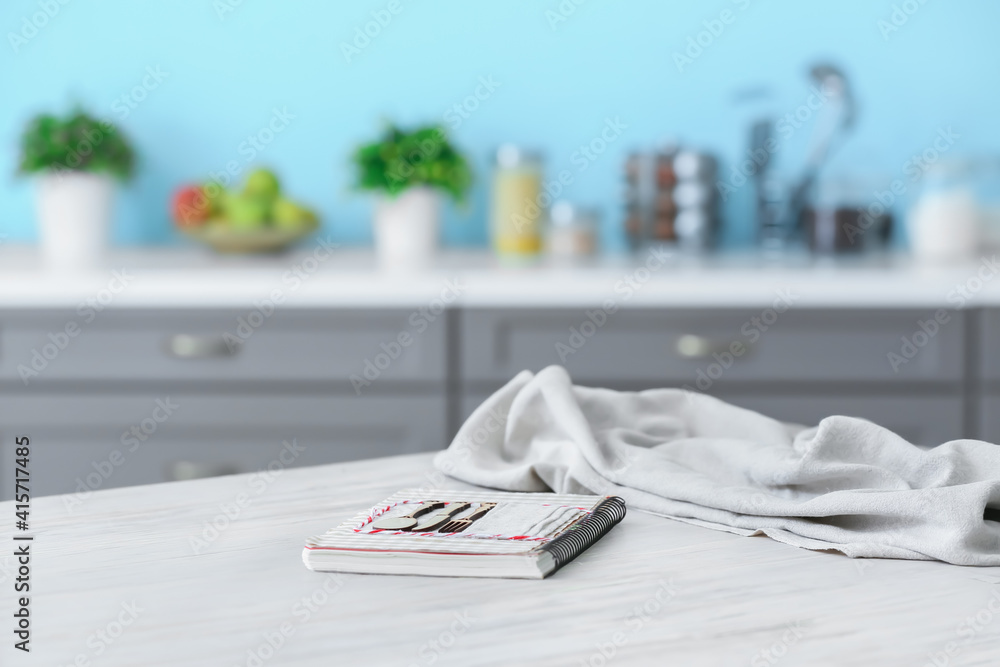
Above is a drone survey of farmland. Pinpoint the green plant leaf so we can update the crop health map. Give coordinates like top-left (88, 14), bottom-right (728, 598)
top-left (17, 108), bottom-right (136, 181)
top-left (351, 123), bottom-right (472, 202)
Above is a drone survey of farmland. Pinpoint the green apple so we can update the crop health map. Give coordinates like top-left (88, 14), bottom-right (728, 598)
top-left (243, 168), bottom-right (281, 202)
top-left (225, 194), bottom-right (269, 230)
top-left (273, 197), bottom-right (319, 230)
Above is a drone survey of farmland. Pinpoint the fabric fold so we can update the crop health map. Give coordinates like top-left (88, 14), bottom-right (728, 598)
top-left (435, 365), bottom-right (1000, 565)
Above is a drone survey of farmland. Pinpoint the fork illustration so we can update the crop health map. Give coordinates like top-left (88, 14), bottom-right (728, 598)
top-left (438, 503), bottom-right (497, 533)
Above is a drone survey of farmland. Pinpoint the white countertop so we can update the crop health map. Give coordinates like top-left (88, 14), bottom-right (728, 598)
top-left (1, 244), bottom-right (999, 309)
top-left (3, 452), bottom-right (998, 666)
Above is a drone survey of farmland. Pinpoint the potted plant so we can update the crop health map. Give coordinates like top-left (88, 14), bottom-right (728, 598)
top-left (19, 109), bottom-right (135, 269)
top-left (353, 124), bottom-right (471, 268)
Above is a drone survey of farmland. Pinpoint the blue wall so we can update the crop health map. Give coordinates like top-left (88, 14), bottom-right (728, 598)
top-left (2, 0), bottom-right (997, 251)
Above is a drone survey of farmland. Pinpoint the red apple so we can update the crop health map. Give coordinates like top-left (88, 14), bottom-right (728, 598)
top-left (172, 185), bottom-right (212, 227)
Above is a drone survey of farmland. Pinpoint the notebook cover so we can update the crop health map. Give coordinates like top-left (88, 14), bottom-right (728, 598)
top-left (302, 489), bottom-right (627, 578)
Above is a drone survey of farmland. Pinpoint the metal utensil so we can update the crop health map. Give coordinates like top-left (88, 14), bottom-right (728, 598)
top-left (416, 502), bottom-right (472, 531)
top-left (438, 503), bottom-right (497, 533)
top-left (748, 119), bottom-right (777, 245)
top-left (371, 501), bottom-right (445, 531)
top-left (788, 63), bottom-right (856, 236)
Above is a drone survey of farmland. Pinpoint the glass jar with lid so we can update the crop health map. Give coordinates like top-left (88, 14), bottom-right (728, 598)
top-left (547, 201), bottom-right (598, 258)
top-left (491, 145), bottom-right (544, 256)
top-left (908, 158), bottom-right (998, 262)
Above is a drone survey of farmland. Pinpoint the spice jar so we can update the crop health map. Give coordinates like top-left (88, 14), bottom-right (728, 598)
top-left (547, 201), bottom-right (598, 258)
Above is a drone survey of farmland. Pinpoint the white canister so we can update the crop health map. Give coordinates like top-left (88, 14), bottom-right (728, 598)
top-left (907, 189), bottom-right (980, 263)
top-left (36, 171), bottom-right (115, 270)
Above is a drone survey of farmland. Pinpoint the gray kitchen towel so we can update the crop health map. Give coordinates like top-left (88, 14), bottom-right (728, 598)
top-left (434, 365), bottom-right (1000, 565)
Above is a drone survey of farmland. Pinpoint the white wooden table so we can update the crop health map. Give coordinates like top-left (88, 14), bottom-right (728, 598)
top-left (3, 452), bottom-right (1000, 666)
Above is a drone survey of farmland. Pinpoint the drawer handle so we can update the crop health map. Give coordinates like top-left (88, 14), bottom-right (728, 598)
top-left (168, 461), bottom-right (241, 482)
top-left (675, 334), bottom-right (737, 359)
top-left (165, 334), bottom-right (239, 359)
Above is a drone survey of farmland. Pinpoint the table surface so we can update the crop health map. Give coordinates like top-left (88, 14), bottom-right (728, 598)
top-left (3, 452), bottom-right (1000, 666)
top-left (2, 245), bottom-right (1000, 309)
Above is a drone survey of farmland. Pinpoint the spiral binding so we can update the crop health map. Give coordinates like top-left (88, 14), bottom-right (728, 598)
top-left (539, 496), bottom-right (626, 574)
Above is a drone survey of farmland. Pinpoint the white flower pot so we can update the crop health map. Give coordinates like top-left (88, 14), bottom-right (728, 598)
top-left (373, 187), bottom-right (440, 269)
top-left (36, 171), bottom-right (115, 270)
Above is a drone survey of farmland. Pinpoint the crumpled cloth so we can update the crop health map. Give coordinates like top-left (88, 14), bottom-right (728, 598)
top-left (435, 365), bottom-right (1000, 565)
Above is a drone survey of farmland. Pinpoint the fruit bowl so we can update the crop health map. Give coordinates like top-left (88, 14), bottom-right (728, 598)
top-left (180, 222), bottom-right (317, 254)
top-left (171, 168), bottom-right (320, 254)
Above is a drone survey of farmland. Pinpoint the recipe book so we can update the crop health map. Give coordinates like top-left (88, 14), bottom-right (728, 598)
top-left (302, 488), bottom-right (626, 579)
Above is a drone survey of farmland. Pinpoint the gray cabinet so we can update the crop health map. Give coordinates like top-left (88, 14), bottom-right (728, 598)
top-left (0, 308), bottom-right (448, 500)
top-left (977, 311), bottom-right (1000, 441)
top-left (977, 310), bottom-right (1000, 384)
top-left (457, 307), bottom-right (971, 448)
top-left (0, 303), bottom-right (990, 500)
top-left (0, 309), bottom-right (446, 385)
top-left (459, 308), bottom-right (965, 388)
top-left (0, 393), bottom-right (446, 498)
top-left (978, 397), bottom-right (1000, 443)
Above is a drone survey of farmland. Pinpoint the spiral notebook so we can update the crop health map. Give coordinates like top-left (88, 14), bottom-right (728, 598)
top-left (302, 489), bottom-right (627, 579)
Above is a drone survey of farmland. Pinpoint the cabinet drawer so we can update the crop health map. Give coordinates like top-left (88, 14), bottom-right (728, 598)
top-left (0, 309), bottom-right (445, 384)
top-left (460, 309), bottom-right (964, 385)
top-left (978, 310), bottom-right (1000, 382)
top-left (0, 393), bottom-right (446, 499)
top-left (977, 396), bottom-right (1000, 443)
top-left (459, 391), bottom-right (962, 448)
